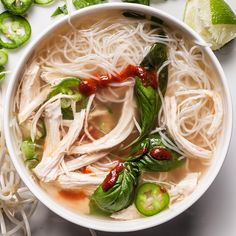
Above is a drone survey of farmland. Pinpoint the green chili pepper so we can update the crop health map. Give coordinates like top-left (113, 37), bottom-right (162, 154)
top-left (1, 0), bottom-right (33, 15)
top-left (34, 0), bottom-right (54, 5)
top-left (0, 49), bottom-right (8, 66)
top-left (0, 12), bottom-right (31, 49)
top-left (135, 183), bottom-right (170, 216)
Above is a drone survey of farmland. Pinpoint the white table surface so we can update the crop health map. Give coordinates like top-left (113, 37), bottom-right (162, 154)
top-left (1, 0), bottom-right (236, 235)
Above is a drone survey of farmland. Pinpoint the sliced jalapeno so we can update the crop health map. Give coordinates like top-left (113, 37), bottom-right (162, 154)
top-left (1, 0), bottom-right (33, 15)
top-left (0, 12), bottom-right (31, 49)
top-left (0, 49), bottom-right (8, 66)
top-left (135, 183), bottom-right (170, 216)
top-left (0, 66), bottom-right (6, 81)
top-left (34, 0), bottom-right (54, 5)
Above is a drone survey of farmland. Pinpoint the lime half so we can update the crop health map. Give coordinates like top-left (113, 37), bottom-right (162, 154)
top-left (184, 0), bottom-right (236, 50)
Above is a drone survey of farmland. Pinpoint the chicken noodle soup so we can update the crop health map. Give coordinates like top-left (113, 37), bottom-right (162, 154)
top-left (12, 10), bottom-right (223, 219)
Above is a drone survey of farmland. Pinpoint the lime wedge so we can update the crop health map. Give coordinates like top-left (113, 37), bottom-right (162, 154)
top-left (184, 0), bottom-right (236, 50)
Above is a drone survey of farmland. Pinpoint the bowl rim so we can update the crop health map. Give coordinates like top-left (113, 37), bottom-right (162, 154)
top-left (4, 2), bottom-right (233, 232)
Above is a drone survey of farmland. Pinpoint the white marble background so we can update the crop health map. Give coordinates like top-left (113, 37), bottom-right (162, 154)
top-left (1, 0), bottom-right (236, 235)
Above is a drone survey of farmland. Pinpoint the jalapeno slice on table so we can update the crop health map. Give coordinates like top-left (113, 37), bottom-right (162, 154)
top-left (1, 0), bottom-right (33, 15)
top-left (135, 183), bottom-right (170, 216)
top-left (0, 12), bottom-right (31, 49)
top-left (34, 0), bottom-right (55, 5)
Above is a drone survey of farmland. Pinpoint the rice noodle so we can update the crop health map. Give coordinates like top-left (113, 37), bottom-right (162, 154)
top-left (39, 17), bottom-right (170, 80)
top-left (10, 14), bottom-right (224, 220)
top-left (0, 86), bottom-right (37, 236)
top-left (71, 87), bottom-right (135, 154)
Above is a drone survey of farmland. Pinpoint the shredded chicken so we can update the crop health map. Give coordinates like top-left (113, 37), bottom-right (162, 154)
top-left (58, 172), bottom-right (107, 188)
top-left (60, 152), bottom-right (108, 174)
top-left (18, 63), bottom-right (50, 123)
top-left (42, 100), bottom-right (61, 158)
top-left (34, 109), bottom-right (86, 182)
top-left (71, 87), bottom-right (135, 154)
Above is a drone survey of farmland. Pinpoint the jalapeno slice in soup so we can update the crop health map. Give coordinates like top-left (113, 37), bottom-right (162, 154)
top-left (0, 12), bottom-right (31, 49)
top-left (135, 183), bottom-right (170, 216)
top-left (1, 0), bottom-right (33, 15)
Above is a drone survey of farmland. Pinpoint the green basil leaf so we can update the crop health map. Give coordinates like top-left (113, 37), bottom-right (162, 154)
top-left (122, 0), bottom-right (150, 6)
top-left (122, 11), bottom-right (146, 19)
top-left (48, 77), bottom-right (81, 98)
top-left (134, 77), bottom-right (159, 142)
top-left (131, 133), bottom-right (185, 172)
top-left (73, 0), bottom-right (105, 9)
top-left (62, 107), bottom-right (74, 120)
top-left (90, 163), bottom-right (140, 214)
top-left (140, 42), bottom-right (168, 94)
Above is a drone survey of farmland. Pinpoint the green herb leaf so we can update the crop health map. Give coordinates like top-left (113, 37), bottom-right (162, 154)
top-left (140, 43), bottom-right (169, 95)
top-left (51, 4), bottom-right (68, 17)
top-left (73, 0), bottom-right (105, 9)
top-left (122, 11), bottom-right (146, 19)
top-left (62, 107), bottom-right (74, 120)
top-left (130, 133), bottom-right (185, 172)
top-left (90, 162), bottom-right (140, 214)
top-left (134, 77), bottom-right (159, 143)
top-left (48, 77), bottom-right (81, 98)
top-left (122, 0), bottom-right (150, 6)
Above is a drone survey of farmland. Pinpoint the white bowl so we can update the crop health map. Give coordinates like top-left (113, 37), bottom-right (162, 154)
top-left (4, 3), bottom-right (233, 232)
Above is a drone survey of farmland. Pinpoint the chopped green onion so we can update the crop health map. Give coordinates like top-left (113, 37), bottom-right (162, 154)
top-left (21, 140), bottom-right (37, 160)
top-left (21, 140), bottom-right (40, 169)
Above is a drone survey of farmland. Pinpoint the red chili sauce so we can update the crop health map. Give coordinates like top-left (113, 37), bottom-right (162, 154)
top-left (102, 162), bottom-right (124, 192)
top-left (79, 64), bottom-right (157, 95)
top-left (59, 189), bottom-right (87, 201)
top-left (150, 147), bottom-right (172, 160)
